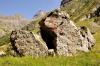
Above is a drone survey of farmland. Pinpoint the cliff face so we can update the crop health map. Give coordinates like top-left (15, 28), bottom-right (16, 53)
top-left (0, 15), bottom-right (30, 37)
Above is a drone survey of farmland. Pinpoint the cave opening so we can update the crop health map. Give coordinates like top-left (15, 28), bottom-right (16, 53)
top-left (40, 27), bottom-right (57, 53)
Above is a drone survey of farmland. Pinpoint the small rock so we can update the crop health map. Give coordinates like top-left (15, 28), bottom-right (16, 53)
top-left (0, 51), bottom-right (6, 57)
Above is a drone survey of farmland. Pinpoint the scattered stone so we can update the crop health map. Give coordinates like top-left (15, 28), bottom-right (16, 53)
top-left (48, 49), bottom-right (55, 56)
top-left (0, 51), bottom-right (6, 57)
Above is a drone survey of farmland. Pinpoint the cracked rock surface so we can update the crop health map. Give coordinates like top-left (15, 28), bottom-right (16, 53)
top-left (10, 30), bottom-right (48, 57)
top-left (10, 9), bottom-right (95, 56)
top-left (39, 10), bottom-right (95, 56)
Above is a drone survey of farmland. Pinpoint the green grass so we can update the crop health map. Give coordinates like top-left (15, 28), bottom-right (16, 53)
top-left (76, 18), bottom-right (100, 33)
top-left (0, 34), bottom-right (10, 46)
top-left (92, 31), bottom-right (100, 52)
top-left (76, 19), bottom-right (93, 27)
top-left (0, 52), bottom-right (99, 66)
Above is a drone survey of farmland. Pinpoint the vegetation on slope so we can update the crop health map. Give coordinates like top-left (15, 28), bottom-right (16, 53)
top-left (0, 34), bottom-right (10, 46)
top-left (61, 0), bottom-right (100, 22)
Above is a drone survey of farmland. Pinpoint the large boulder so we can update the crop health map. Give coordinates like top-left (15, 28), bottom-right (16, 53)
top-left (10, 30), bottom-right (48, 57)
top-left (10, 9), bottom-right (95, 56)
top-left (39, 9), bottom-right (95, 56)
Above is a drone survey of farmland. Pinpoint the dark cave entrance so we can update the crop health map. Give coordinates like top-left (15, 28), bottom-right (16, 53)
top-left (40, 27), bottom-right (57, 53)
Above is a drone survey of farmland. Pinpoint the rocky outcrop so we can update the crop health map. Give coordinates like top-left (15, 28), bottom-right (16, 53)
top-left (10, 30), bottom-right (48, 57)
top-left (39, 9), bottom-right (95, 56)
top-left (10, 9), bottom-right (95, 56)
top-left (78, 26), bottom-right (95, 51)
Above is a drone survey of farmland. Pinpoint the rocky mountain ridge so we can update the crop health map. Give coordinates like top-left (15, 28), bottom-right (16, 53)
top-left (0, 15), bottom-right (30, 37)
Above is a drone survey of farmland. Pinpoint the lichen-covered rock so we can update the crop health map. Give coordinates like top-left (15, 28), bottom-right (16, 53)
top-left (39, 9), bottom-right (95, 56)
top-left (78, 26), bottom-right (95, 52)
top-left (10, 9), bottom-right (95, 57)
top-left (10, 30), bottom-right (48, 57)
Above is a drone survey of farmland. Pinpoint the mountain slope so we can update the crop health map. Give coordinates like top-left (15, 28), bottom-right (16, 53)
top-left (61, 0), bottom-right (100, 22)
top-left (0, 15), bottom-right (30, 37)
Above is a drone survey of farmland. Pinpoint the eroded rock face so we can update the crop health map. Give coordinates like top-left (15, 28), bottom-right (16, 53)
top-left (78, 26), bottom-right (95, 52)
top-left (10, 30), bottom-right (48, 57)
top-left (39, 9), bottom-right (95, 56)
top-left (10, 9), bottom-right (95, 56)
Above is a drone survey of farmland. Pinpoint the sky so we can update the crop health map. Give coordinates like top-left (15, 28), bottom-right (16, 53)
top-left (0, 0), bottom-right (61, 19)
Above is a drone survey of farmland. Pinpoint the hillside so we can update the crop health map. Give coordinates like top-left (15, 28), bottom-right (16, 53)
top-left (0, 15), bottom-right (30, 37)
top-left (61, 0), bottom-right (100, 22)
